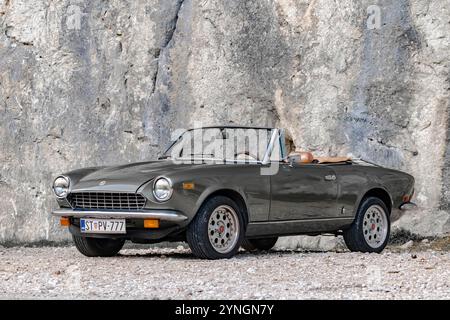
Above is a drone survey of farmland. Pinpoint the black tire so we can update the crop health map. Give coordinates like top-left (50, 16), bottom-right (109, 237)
top-left (242, 237), bottom-right (278, 252)
top-left (186, 196), bottom-right (245, 259)
top-left (343, 197), bottom-right (390, 253)
top-left (73, 235), bottom-right (125, 257)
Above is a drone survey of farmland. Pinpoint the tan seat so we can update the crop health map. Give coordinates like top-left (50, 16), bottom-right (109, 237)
top-left (314, 156), bottom-right (352, 164)
top-left (288, 151), bottom-right (314, 164)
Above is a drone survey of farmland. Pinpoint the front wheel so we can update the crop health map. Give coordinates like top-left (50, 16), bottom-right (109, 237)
top-left (186, 196), bottom-right (244, 259)
top-left (73, 235), bottom-right (125, 257)
top-left (343, 197), bottom-right (390, 253)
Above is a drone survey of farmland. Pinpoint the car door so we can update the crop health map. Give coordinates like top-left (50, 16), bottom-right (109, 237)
top-left (269, 162), bottom-right (339, 221)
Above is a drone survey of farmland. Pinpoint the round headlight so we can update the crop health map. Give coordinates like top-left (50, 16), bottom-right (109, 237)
top-left (153, 177), bottom-right (173, 202)
top-left (53, 176), bottom-right (70, 198)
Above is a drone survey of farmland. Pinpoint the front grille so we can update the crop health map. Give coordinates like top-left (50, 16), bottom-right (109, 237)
top-left (68, 192), bottom-right (146, 211)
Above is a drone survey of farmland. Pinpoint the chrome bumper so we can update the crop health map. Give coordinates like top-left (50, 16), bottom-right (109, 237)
top-left (52, 209), bottom-right (188, 222)
top-left (399, 202), bottom-right (417, 211)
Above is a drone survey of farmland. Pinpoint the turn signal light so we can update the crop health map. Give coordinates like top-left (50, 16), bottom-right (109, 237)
top-left (60, 217), bottom-right (70, 227)
top-left (144, 219), bottom-right (160, 229)
top-left (183, 182), bottom-right (195, 190)
top-left (402, 195), bottom-right (411, 203)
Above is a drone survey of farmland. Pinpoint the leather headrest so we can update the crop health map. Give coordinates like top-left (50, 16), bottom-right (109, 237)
top-left (289, 151), bottom-right (314, 164)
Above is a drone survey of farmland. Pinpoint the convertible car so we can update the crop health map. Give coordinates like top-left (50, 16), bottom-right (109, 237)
top-left (51, 126), bottom-right (416, 259)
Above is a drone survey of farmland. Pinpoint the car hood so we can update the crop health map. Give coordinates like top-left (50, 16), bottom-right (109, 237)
top-left (70, 160), bottom-right (194, 193)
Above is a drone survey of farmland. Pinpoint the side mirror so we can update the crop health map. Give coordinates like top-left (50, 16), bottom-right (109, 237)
top-left (288, 152), bottom-right (314, 165)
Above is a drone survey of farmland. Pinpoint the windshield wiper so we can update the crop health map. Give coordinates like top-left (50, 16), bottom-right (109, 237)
top-left (186, 153), bottom-right (215, 158)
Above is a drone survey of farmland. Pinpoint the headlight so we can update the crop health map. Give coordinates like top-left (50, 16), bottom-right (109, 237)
top-left (53, 176), bottom-right (70, 198)
top-left (153, 177), bottom-right (173, 202)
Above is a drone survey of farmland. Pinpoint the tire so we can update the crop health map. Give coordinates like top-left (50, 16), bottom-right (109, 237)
top-left (186, 195), bottom-right (245, 259)
top-left (73, 235), bottom-right (125, 257)
top-left (343, 197), bottom-right (390, 253)
top-left (242, 237), bottom-right (278, 252)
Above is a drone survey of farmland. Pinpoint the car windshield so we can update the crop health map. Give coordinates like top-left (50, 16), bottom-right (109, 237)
top-left (161, 127), bottom-right (276, 162)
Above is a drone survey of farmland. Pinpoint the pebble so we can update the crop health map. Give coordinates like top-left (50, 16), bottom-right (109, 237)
top-left (400, 240), bottom-right (414, 249)
top-left (0, 246), bottom-right (448, 299)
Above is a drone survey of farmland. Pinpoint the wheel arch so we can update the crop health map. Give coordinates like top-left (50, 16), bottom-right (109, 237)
top-left (359, 187), bottom-right (393, 215)
top-left (195, 189), bottom-right (249, 229)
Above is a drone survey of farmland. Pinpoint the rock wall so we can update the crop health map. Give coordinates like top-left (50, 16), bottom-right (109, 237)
top-left (1, 0), bottom-right (449, 243)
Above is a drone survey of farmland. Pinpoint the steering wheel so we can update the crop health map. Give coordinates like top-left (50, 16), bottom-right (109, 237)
top-left (234, 151), bottom-right (258, 161)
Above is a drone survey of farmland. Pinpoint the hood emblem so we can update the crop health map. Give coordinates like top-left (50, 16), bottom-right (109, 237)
top-left (99, 180), bottom-right (107, 186)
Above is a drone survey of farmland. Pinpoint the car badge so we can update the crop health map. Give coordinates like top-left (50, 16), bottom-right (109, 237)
top-left (99, 181), bottom-right (107, 186)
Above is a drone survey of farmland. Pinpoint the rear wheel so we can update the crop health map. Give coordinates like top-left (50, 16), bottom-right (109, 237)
top-left (187, 196), bottom-right (244, 259)
top-left (343, 197), bottom-right (390, 253)
top-left (73, 235), bottom-right (125, 257)
top-left (242, 237), bottom-right (278, 252)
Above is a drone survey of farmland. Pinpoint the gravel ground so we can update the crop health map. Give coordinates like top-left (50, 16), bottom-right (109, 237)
top-left (0, 245), bottom-right (449, 300)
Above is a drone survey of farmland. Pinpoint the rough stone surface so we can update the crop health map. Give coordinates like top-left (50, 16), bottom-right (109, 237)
top-left (0, 246), bottom-right (449, 299)
top-left (1, 0), bottom-right (450, 243)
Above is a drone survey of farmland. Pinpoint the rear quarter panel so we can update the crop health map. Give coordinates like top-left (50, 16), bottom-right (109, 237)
top-left (332, 164), bottom-right (414, 218)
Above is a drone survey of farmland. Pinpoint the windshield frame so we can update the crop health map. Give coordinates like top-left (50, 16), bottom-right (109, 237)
top-left (160, 127), bottom-right (282, 165)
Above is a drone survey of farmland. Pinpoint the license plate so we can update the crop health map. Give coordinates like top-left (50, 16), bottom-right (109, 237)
top-left (80, 219), bottom-right (126, 234)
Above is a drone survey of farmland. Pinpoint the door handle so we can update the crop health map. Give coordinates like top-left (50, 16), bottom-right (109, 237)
top-left (324, 174), bottom-right (336, 181)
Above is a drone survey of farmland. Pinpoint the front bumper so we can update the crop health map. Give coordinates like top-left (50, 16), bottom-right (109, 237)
top-left (52, 208), bottom-right (188, 222)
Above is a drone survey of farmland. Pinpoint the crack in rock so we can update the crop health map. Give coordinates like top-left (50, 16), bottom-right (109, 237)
top-left (151, 0), bottom-right (185, 94)
top-left (4, 24), bottom-right (33, 46)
